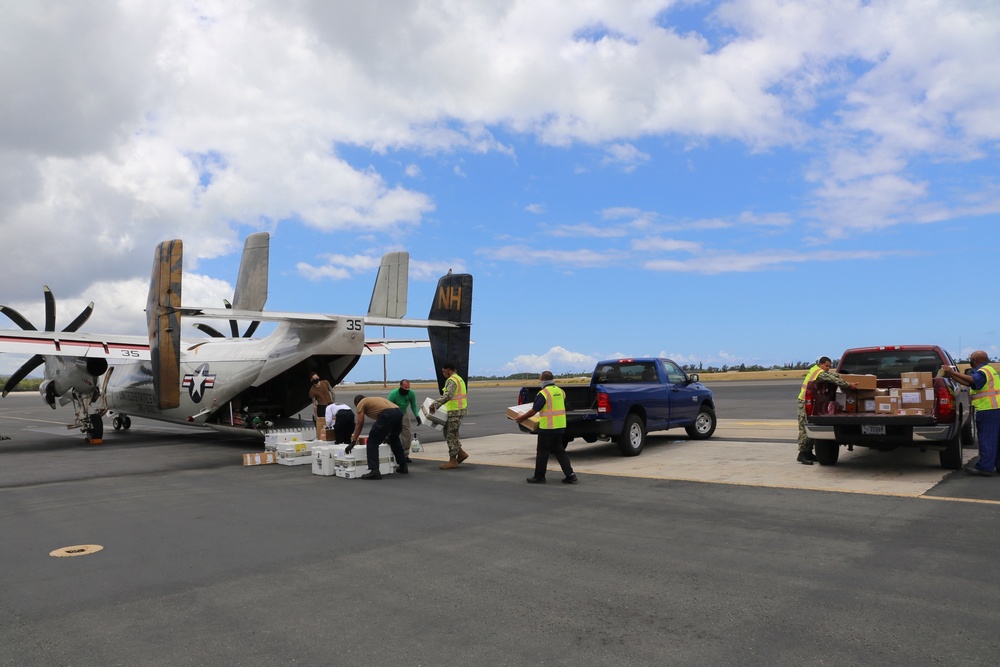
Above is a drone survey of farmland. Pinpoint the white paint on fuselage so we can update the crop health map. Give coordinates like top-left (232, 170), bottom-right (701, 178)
top-left (102, 318), bottom-right (365, 427)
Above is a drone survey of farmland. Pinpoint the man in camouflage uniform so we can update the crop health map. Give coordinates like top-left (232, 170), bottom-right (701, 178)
top-left (797, 356), bottom-right (854, 465)
top-left (429, 361), bottom-right (469, 470)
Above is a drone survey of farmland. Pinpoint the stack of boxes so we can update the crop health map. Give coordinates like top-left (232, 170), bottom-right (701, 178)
top-left (835, 372), bottom-right (936, 416)
top-left (894, 372), bottom-right (935, 416)
top-left (309, 437), bottom-right (396, 478)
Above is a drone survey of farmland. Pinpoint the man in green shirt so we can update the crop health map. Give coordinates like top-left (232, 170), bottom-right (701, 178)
top-left (388, 379), bottom-right (420, 462)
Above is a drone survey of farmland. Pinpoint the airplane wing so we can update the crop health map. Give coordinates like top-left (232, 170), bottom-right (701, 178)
top-left (0, 330), bottom-right (151, 359)
top-left (362, 339), bottom-right (430, 356)
top-left (178, 307), bottom-right (462, 328)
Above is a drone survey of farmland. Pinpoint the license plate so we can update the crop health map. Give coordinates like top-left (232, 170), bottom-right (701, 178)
top-left (861, 424), bottom-right (886, 436)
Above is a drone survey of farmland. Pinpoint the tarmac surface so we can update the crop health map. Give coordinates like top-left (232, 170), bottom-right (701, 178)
top-left (3, 385), bottom-right (1000, 665)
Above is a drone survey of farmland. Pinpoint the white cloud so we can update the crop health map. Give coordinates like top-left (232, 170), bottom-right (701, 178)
top-left (501, 346), bottom-right (598, 374)
top-left (525, 203), bottom-right (546, 214)
top-left (601, 143), bottom-right (650, 172)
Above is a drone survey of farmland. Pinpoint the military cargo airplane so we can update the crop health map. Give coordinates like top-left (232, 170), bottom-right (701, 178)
top-left (0, 233), bottom-right (472, 442)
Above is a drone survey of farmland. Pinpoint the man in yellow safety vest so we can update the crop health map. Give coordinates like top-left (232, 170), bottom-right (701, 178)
top-left (944, 350), bottom-right (1000, 476)
top-left (516, 370), bottom-right (578, 484)
top-left (429, 361), bottom-right (469, 470)
top-left (797, 356), bottom-right (854, 465)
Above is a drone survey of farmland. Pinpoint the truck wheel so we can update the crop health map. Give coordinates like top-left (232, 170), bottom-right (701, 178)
top-left (961, 412), bottom-right (975, 449)
top-left (939, 434), bottom-right (963, 470)
top-left (617, 414), bottom-right (646, 456)
top-left (815, 441), bottom-right (839, 466)
top-left (685, 406), bottom-right (717, 440)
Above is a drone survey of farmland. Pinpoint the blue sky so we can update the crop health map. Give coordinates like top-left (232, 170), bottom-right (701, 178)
top-left (1, 1), bottom-right (998, 382)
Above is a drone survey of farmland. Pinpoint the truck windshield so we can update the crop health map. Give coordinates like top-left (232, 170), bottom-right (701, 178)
top-left (839, 350), bottom-right (943, 379)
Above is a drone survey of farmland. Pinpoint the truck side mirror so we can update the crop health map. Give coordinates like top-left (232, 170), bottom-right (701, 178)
top-left (688, 373), bottom-right (700, 383)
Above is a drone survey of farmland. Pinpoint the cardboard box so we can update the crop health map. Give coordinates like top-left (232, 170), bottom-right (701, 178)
top-left (419, 397), bottom-right (448, 429)
top-left (841, 374), bottom-right (878, 391)
top-left (242, 451), bottom-right (277, 466)
top-left (898, 387), bottom-right (935, 413)
top-left (875, 396), bottom-right (899, 414)
top-left (861, 398), bottom-right (877, 413)
top-left (901, 372), bottom-right (933, 390)
top-left (320, 427), bottom-right (337, 442)
top-left (904, 408), bottom-right (926, 416)
top-left (506, 404), bottom-right (540, 431)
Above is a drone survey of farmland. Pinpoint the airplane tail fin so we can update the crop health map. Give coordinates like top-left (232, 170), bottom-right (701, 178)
top-left (368, 251), bottom-right (408, 318)
top-left (427, 272), bottom-right (473, 393)
top-left (232, 232), bottom-right (269, 311)
top-left (146, 239), bottom-right (183, 409)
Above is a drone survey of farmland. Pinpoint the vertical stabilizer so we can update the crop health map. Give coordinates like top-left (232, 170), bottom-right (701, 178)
top-left (146, 239), bottom-right (183, 409)
top-left (428, 272), bottom-right (473, 392)
top-left (232, 232), bottom-right (269, 311)
top-left (368, 251), bottom-right (409, 319)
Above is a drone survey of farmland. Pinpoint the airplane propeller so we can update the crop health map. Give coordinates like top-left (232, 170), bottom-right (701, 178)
top-left (0, 286), bottom-right (95, 396)
top-left (192, 298), bottom-right (260, 339)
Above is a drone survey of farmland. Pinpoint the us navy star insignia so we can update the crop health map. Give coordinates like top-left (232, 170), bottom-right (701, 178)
top-left (182, 363), bottom-right (216, 403)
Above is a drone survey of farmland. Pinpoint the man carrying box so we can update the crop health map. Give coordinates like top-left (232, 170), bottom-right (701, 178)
top-left (516, 371), bottom-right (578, 485)
top-left (943, 351), bottom-right (1000, 476)
top-left (429, 361), bottom-right (469, 470)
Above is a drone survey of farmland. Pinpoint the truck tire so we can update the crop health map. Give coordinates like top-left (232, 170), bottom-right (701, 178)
top-left (939, 434), bottom-right (963, 470)
top-left (961, 411), bottom-right (975, 449)
top-left (815, 441), bottom-right (839, 466)
top-left (685, 405), bottom-right (717, 440)
top-left (617, 414), bottom-right (646, 456)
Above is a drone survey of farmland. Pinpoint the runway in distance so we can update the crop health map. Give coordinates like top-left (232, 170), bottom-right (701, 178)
top-left (0, 233), bottom-right (472, 442)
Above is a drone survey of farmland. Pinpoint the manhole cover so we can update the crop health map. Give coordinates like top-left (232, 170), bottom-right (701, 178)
top-left (49, 544), bottom-right (104, 558)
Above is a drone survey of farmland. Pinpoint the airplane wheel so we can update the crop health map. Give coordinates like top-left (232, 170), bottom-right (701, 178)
top-left (123, 416), bottom-right (132, 430)
top-left (89, 415), bottom-right (104, 440)
top-left (113, 416), bottom-right (123, 430)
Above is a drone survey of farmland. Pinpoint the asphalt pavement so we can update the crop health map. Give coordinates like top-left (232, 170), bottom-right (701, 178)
top-left (3, 386), bottom-right (1000, 666)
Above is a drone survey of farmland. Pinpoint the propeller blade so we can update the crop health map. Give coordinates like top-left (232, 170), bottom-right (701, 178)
top-left (223, 299), bottom-right (239, 336)
top-left (2, 354), bottom-right (44, 397)
top-left (242, 321), bottom-right (260, 338)
top-left (43, 286), bottom-right (55, 331)
top-left (62, 302), bottom-right (94, 333)
top-left (0, 305), bottom-right (37, 330)
top-left (193, 323), bottom-right (226, 338)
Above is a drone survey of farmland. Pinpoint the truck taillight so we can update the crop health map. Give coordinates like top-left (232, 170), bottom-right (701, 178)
top-left (935, 383), bottom-right (955, 422)
top-left (597, 392), bottom-right (610, 414)
top-left (804, 387), bottom-right (814, 416)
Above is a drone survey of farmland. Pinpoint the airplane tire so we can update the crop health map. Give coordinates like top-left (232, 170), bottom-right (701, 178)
top-left (89, 415), bottom-right (104, 440)
top-left (113, 416), bottom-right (123, 430)
top-left (123, 416), bottom-right (132, 430)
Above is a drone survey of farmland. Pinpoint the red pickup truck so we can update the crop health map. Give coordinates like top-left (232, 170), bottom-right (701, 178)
top-left (803, 345), bottom-right (974, 469)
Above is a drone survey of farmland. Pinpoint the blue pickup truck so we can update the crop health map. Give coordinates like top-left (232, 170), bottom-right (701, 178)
top-left (517, 357), bottom-right (717, 456)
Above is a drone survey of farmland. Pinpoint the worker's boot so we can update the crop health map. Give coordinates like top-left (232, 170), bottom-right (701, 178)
top-left (440, 458), bottom-right (460, 470)
top-left (457, 448), bottom-right (469, 463)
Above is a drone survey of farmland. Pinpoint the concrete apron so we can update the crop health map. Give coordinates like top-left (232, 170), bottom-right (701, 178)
top-left (410, 418), bottom-right (975, 498)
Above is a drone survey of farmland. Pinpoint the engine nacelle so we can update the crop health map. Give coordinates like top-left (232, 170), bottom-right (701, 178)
top-left (42, 356), bottom-right (110, 399)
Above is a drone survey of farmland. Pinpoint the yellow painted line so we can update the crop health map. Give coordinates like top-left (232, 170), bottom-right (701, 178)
top-left (918, 495), bottom-right (1000, 506)
top-left (726, 421), bottom-right (797, 427)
